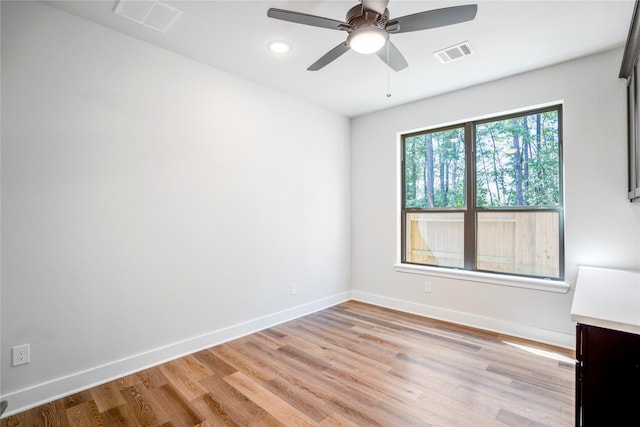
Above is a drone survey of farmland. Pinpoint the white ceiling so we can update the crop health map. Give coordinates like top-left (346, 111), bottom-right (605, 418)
top-left (46, 0), bottom-right (635, 117)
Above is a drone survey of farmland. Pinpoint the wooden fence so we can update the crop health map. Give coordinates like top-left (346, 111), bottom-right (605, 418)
top-left (406, 211), bottom-right (560, 277)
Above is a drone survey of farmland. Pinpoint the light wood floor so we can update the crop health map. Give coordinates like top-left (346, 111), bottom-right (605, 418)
top-left (1, 301), bottom-right (575, 426)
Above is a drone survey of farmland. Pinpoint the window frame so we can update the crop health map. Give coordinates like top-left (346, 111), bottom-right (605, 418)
top-left (400, 105), bottom-right (564, 281)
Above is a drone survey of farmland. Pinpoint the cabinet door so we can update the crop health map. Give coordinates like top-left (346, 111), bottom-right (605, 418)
top-left (579, 324), bottom-right (640, 425)
top-left (633, 67), bottom-right (640, 200)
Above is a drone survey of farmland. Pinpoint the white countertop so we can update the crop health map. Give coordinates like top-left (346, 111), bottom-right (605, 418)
top-left (571, 266), bottom-right (640, 335)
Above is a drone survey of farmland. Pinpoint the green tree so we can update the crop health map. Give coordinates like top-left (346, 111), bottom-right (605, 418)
top-left (475, 111), bottom-right (559, 207)
top-left (404, 127), bottom-right (465, 209)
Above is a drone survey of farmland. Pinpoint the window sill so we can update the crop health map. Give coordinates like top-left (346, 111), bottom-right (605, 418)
top-left (393, 263), bottom-right (570, 294)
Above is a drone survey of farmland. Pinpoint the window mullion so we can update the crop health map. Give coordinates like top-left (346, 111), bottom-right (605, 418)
top-left (464, 122), bottom-right (476, 270)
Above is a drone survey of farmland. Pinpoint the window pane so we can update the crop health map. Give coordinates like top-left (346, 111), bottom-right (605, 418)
top-left (475, 111), bottom-right (560, 207)
top-left (404, 128), bottom-right (465, 208)
top-left (476, 211), bottom-right (560, 278)
top-left (405, 212), bottom-right (464, 268)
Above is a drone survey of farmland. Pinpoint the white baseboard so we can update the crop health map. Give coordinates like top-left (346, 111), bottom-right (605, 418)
top-left (0, 291), bottom-right (351, 418)
top-left (351, 290), bottom-right (575, 350)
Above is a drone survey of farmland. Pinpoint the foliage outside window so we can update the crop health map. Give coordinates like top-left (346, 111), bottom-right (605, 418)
top-left (401, 106), bottom-right (563, 280)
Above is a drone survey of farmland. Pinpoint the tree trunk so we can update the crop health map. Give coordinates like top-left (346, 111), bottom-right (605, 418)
top-left (477, 135), bottom-right (494, 205)
top-left (426, 134), bottom-right (435, 207)
top-left (512, 118), bottom-right (523, 205)
top-left (407, 139), bottom-right (417, 204)
top-left (489, 129), bottom-right (505, 203)
top-left (522, 116), bottom-right (530, 204)
top-left (449, 140), bottom-right (459, 206)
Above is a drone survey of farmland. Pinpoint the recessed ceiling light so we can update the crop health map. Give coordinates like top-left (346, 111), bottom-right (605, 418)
top-left (268, 41), bottom-right (291, 54)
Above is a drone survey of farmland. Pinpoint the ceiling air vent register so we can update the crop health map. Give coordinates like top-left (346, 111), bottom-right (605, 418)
top-left (434, 41), bottom-right (475, 64)
top-left (114, 0), bottom-right (182, 33)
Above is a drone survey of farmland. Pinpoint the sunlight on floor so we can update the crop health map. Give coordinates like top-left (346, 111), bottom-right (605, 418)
top-left (502, 341), bottom-right (576, 364)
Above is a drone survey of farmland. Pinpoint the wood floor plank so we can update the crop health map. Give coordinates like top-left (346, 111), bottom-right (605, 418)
top-left (119, 384), bottom-right (170, 426)
top-left (211, 345), bottom-right (277, 384)
top-left (65, 403), bottom-right (93, 427)
top-left (246, 332), bottom-right (282, 351)
top-left (189, 394), bottom-right (239, 427)
top-left (1, 301), bottom-right (576, 426)
top-left (136, 366), bottom-right (169, 390)
top-left (28, 401), bottom-right (70, 427)
top-left (223, 372), bottom-right (317, 427)
top-left (279, 325), bottom-right (393, 374)
top-left (158, 359), bottom-right (210, 401)
top-left (64, 401), bottom-right (104, 427)
top-left (89, 383), bottom-right (127, 414)
top-left (495, 408), bottom-right (549, 427)
top-left (197, 375), bottom-right (274, 426)
top-left (223, 335), bottom-right (408, 426)
top-left (150, 384), bottom-right (203, 427)
top-left (62, 391), bottom-right (92, 410)
top-left (192, 350), bottom-right (237, 378)
top-left (262, 376), bottom-right (330, 423)
top-left (99, 405), bottom-right (142, 427)
top-left (318, 412), bottom-right (361, 427)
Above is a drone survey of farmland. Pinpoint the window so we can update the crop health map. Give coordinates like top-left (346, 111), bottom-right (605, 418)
top-left (401, 105), bottom-right (563, 280)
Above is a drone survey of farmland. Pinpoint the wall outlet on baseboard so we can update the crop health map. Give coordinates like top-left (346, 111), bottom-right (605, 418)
top-left (12, 344), bottom-right (30, 366)
top-left (424, 282), bottom-right (432, 293)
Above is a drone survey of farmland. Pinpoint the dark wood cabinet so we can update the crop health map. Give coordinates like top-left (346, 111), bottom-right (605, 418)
top-left (571, 266), bottom-right (640, 426)
top-left (575, 323), bottom-right (640, 426)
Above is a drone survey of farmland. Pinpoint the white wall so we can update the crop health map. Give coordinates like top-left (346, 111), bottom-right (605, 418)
top-left (351, 48), bottom-right (640, 348)
top-left (0, 1), bottom-right (350, 414)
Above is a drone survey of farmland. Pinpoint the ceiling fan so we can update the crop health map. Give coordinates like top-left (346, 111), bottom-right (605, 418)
top-left (267, 0), bottom-right (477, 71)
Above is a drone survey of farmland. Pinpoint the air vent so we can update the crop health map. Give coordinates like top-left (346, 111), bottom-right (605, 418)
top-left (434, 41), bottom-right (474, 64)
top-left (114, 0), bottom-right (182, 33)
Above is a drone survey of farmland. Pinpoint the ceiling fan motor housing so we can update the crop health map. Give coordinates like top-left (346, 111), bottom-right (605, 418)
top-left (345, 5), bottom-right (388, 31)
top-left (344, 4), bottom-right (391, 54)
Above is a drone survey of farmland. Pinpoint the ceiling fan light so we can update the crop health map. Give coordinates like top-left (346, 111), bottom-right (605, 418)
top-left (348, 27), bottom-right (387, 54)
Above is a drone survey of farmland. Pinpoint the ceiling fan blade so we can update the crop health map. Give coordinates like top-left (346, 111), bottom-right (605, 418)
top-left (307, 42), bottom-right (351, 71)
top-left (376, 41), bottom-right (408, 71)
top-left (267, 8), bottom-right (347, 30)
top-left (361, 0), bottom-right (389, 15)
top-left (390, 4), bottom-right (477, 33)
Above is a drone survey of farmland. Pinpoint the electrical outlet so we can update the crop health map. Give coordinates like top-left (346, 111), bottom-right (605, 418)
top-left (291, 283), bottom-right (297, 295)
top-left (424, 282), bottom-right (432, 293)
top-left (12, 344), bottom-right (30, 366)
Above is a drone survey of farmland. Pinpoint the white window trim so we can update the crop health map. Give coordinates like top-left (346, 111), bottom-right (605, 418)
top-left (393, 263), bottom-right (570, 293)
